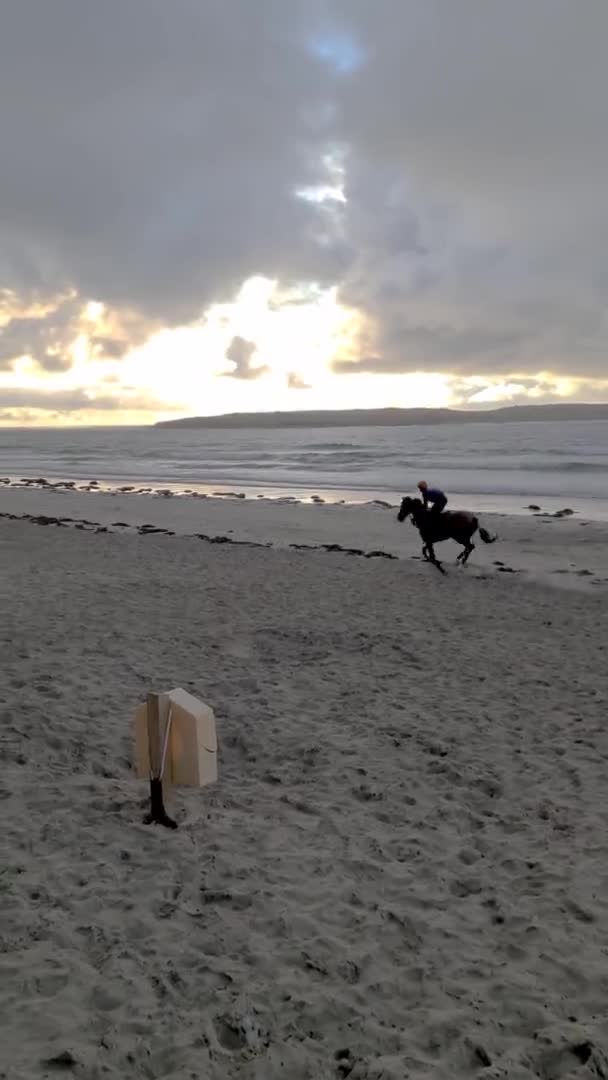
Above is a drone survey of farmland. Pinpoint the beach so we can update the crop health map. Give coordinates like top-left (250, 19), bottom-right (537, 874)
top-left (2, 482), bottom-right (608, 591)
top-left (2, 492), bottom-right (608, 1079)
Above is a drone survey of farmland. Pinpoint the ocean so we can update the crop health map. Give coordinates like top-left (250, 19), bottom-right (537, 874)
top-left (1, 420), bottom-right (607, 518)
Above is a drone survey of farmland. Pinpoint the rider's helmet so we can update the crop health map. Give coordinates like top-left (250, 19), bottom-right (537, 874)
top-left (417, 480), bottom-right (428, 491)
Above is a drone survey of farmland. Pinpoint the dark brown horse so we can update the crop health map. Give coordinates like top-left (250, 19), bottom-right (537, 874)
top-left (397, 496), bottom-right (496, 573)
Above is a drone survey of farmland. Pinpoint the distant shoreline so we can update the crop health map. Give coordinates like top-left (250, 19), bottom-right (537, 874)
top-left (156, 402), bottom-right (608, 430)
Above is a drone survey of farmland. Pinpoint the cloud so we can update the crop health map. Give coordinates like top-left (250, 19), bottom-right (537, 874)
top-left (447, 373), bottom-right (608, 408)
top-left (287, 372), bottom-right (312, 389)
top-left (0, 293), bottom-right (159, 370)
top-left (223, 336), bottom-right (269, 380)
top-left (332, 326), bottom-right (532, 377)
top-left (1, 1), bottom-right (608, 385)
top-left (0, 0), bottom-right (348, 367)
top-left (88, 308), bottom-right (163, 362)
top-left (0, 295), bottom-right (80, 371)
top-left (0, 386), bottom-right (168, 413)
top-left (327, 1), bottom-right (608, 380)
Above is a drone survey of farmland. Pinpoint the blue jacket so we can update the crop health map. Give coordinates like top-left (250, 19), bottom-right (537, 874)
top-left (423, 488), bottom-right (446, 507)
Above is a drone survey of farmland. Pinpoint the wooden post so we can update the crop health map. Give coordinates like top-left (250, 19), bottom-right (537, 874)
top-left (143, 692), bottom-right (177, 830)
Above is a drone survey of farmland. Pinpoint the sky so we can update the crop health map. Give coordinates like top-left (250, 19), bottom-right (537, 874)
top-left (1, 0), bottom-right (607, 426)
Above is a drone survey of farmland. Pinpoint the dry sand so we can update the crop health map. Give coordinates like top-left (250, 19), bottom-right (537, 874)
top-left (2, 498), bottom-right (608, 1079)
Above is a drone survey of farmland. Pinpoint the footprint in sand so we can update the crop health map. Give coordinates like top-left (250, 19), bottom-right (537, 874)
top-left (214, 1011), bottom-right (269, 1054)
top-left (528, 1026), bottom-right (608, 1079)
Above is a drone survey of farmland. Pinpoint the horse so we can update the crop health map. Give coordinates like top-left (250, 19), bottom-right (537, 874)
top-left (397, 496), bottom-right (496, 573)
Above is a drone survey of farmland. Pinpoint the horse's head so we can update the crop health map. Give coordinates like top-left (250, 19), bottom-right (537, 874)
top-left (397, 496), bottom-right (421, 523)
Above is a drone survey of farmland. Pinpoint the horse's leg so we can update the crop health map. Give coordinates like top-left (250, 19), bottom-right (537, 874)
top-left (456, 534), bottom-right (475, 564)
top-left (462, 541), bottom-right (475, 565)
top-left (426, 542), bottom-right (445, 574)
top-left (453, 528), bottom-right (474, 564)
top-left (460, 526), bottom-right (477, 565)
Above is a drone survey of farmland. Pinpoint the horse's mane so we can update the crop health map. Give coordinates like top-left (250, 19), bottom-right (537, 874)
top-left (403, 495), bottom-right (424, 510)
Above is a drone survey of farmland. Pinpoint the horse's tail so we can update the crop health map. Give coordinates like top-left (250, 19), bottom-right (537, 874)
top-left (479, 526), bottom-right (497, 545)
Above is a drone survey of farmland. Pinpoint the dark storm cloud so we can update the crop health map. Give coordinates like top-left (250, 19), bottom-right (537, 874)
top-left (1, 0), bottom-right (608, 384)
top-left (329, 1), bottom-right (608, 379)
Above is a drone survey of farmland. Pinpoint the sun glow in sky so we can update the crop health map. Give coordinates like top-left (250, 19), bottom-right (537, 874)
top-left (0, 275), bottom-right (596, 426)
top-left (0, 277), bottom-right (461, 425)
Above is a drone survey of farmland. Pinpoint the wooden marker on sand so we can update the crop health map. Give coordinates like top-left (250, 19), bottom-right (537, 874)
top-left (135, 688), bottom-right (218, 830)
top-left (144, 692), bottom-right (177, 829)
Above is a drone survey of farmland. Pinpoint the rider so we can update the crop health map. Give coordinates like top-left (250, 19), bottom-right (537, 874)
top-left (417, 480), bottom-right (447, 518)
